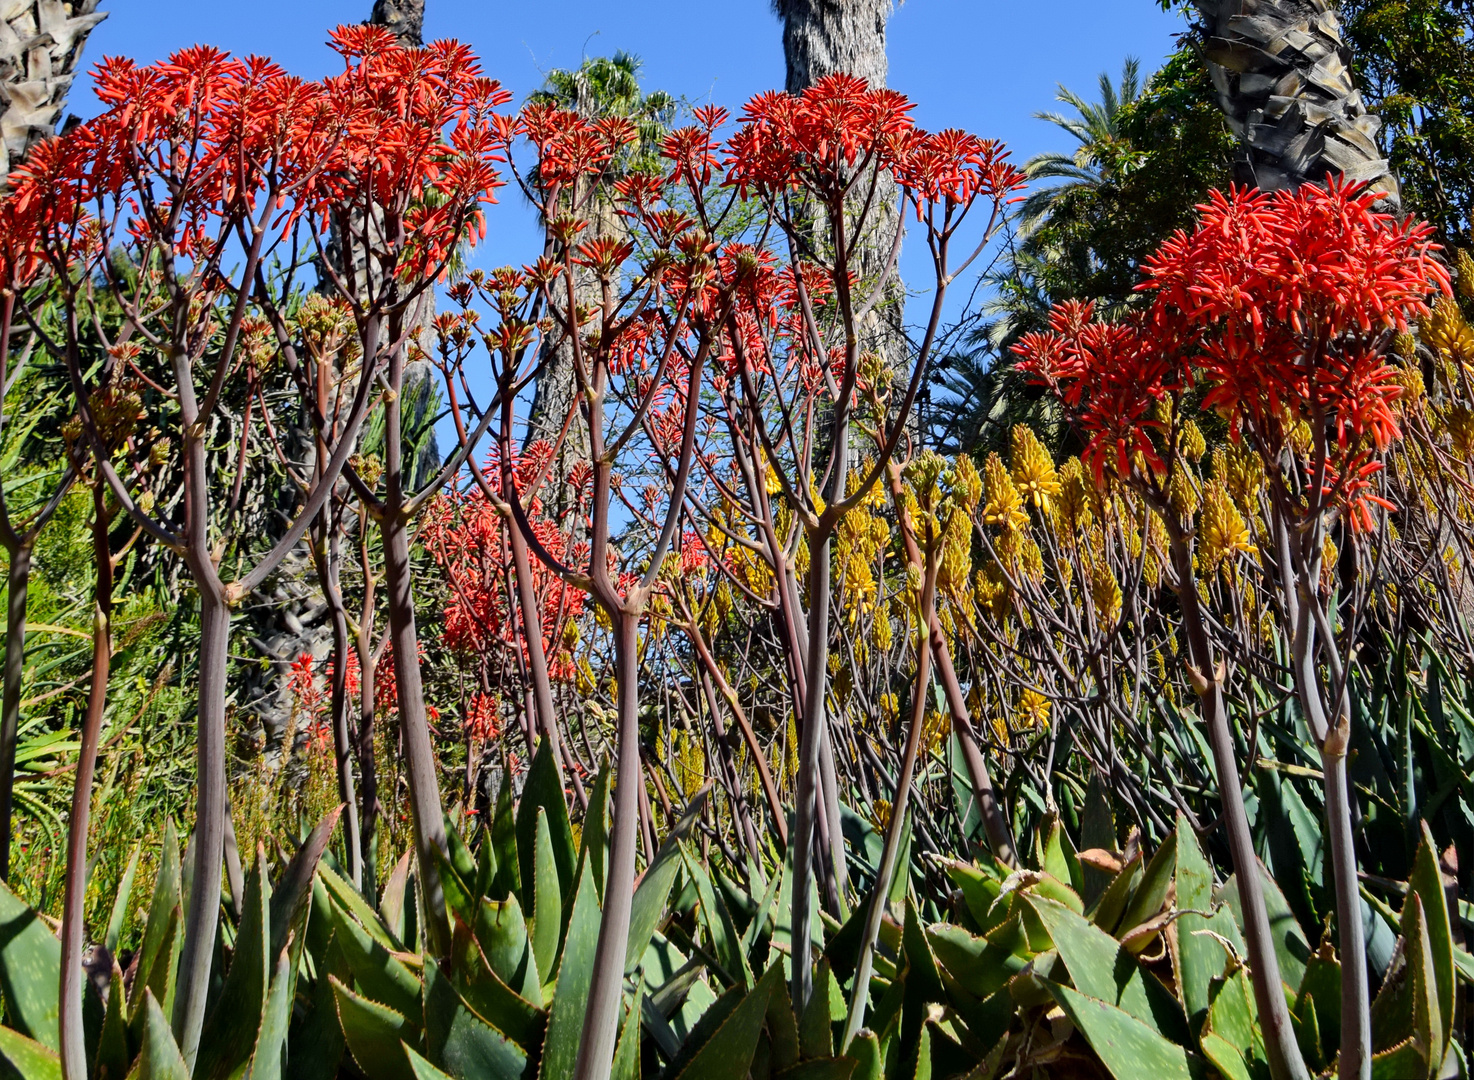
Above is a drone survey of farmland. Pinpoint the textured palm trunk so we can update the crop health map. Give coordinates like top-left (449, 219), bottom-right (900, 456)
top-left (367, 0), bottom-right (424, 47)
top-left (525, 191), bottom-right (610, 531)
top-left (774, 0), bottom-right (890, 91)
top-left (0, 0), bottom-right (107, 188)
top-left (775, 0), bottom-right (907, 371)
top-left (1193, 0), bottom-right (1398, 204)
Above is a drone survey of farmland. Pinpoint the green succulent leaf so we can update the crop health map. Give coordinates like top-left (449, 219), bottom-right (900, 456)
top-left (515, 740), bottom-right (576, 910)
top-left (1174, 812), bottom-right (1220, 1032)
top-left (537, 858), bottom-right (600, 1080)
top-left (1047, 981), bottom-right (1195, 1080)
top-left (332, 898), bottom-right (423, 1021)
top-left (332, 975), bottom-right (417, 1080)
top-left (403, 1044), bottom-right (455, 1080)
top-left (1025, 893), bottom-right (1187, 1041)
top-left (1406, 821), bottom-right (1455, 1046)
top-left (666, 961), bottom-right (781, 1080)
top-left (0, 881), bottom-right (59, 1051)
top-left (242, 938), bottom-right (296, 1080)
top-left (527, 810), bottom-right (562, 987)
top-left (134, 990), bottom-right (189, 1080)
top-left (195, 845), bottom-right (272, 1080)
top-left (625, 791), bottom-right (705, 978)
top-left (422, 957), bottom-right (528, 1080)
top-left (93, 958), bottom-right (128, 1080)
top-left (0, 1025), bottom-right (60, 1080)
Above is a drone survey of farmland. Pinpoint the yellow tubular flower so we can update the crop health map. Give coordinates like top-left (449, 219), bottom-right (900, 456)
top-left (1425, 296), bottom-right (1474, 366)
top-left (1089, 560), bottom-right (1122, 623)
top-left (1216, 440), bottom-right (1265, 512)
top-left (1181, 420), bottom-right (1207, 463)
top-left (1015, 688), bottom-right (1050, 730)
top-left (1200, 480), bottom-right (1256, 573)
top-left (1010, 425), bottom-right (1060, 516)
top-left (952, 454), bottom-right (984, 513)
top-left (1446, 406), bottom-right (1474, 459)
top-left (1168, 467), bottom-right (1200, 520)
top-left (1058, 457), bottom-right (1096, 531)
top-left (1459, 249), bottom-right (1474, 300)
top-left (981, 452), bottom-right (1029, 533)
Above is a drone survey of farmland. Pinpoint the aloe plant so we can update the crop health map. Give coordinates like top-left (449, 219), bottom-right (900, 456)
top-left (0, 810), bottom-right (335, 1080)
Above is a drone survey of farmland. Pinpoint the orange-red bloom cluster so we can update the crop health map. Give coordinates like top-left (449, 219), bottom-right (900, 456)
top-left (1015, 182), bottom-right (1449, 529)
top-left (422, 447), bottom-right (587, 682)
top-left (5, 25), bottom-right (509, 288)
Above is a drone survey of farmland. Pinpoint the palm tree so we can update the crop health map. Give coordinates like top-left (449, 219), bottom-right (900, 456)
top-left (368, 0), bottom-right (423, 47)
top-left (1193, 0), bottom-right (1398, 204)
top-left (933, 52), bottom-right (1236, 457)
top-left (770, 0), bottom-right (905, 377)
top-left (771, 0), bottom-right (891, 91)
top-left (523, 53), bottom-right (676, 516)
top-left (1017, 58), bottom-right (1143, 230)
top-left (0, 0), bottom-right (107, 186)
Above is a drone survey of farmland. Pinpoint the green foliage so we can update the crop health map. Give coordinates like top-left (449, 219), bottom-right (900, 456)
top-left (1344, 0), bottom-right (1474, 248)
top-left (933, 43), bottom-right (1234, 456)
top-left (528, 52), bottom-right (678, 178)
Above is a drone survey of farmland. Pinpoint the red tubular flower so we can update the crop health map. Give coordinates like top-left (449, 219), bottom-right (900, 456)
top-left (1021, 179), bottom-right (1448, 529)
top-left (1013, 301), bottom-right (1190, 485)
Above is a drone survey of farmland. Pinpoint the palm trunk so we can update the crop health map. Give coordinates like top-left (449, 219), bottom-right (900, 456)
top-left (368, 0), bottom-right (424, 46)
top-left (774, 0), bottom-right (891, 91)
top-left (58, 484), bottom-right (111, 1080)
top-left (0, 0), bottom-right (107, 188)
top-left (0, 538), bottom-right (30, 881)
top-left (1193, 0), bottom-right (1398, 205)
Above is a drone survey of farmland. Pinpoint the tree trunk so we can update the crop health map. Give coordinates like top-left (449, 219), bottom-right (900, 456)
top-left (773, 0), bottom-right (891, 91)
top-left (774, 0), bottom-right (908, 376)
top-left (1193, 0), bottom-right (1399, 205)
top-left (368, 0), bottom-right (424, 47)
top-left (0, 0), bottom-right (107, 189)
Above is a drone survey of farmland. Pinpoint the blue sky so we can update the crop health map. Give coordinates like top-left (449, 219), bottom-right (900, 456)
top-left (83, 2), bottom-right (1189, 276)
